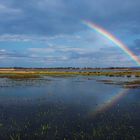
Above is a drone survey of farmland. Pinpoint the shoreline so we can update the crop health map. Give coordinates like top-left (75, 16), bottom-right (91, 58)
top-left (1, 69), bottom-right (140, 88)
top-left (0, 69), bottom-right (140, 76)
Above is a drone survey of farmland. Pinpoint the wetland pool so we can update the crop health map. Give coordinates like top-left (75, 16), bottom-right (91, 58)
top-left (0, 76), bottom-right (140, 140)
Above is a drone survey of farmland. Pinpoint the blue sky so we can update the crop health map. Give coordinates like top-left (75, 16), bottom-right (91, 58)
top-left (0, 0), bottom-right (140, 67)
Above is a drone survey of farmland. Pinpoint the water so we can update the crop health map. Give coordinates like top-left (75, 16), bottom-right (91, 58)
top-left (0, 76), bottom-right (140, 139)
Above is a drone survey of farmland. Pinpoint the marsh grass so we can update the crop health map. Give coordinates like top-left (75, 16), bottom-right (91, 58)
top-left (0, 71), bottom-right (140, 139)
top-left (0, 70), bottom-right (140, 80)
top-left (10, 133), bottom-right (21, 140)
top-left (0, 74), bottom-right (40, 79)
top-left (123, 80), bottom-right (140, 88)
top-left (0, 90), bottom-right (139, 140)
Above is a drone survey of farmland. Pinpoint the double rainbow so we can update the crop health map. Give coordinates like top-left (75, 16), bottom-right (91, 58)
top-left (83, 21), bottom-right (140, 66)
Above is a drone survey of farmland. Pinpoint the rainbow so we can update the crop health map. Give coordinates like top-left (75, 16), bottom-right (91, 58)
top-left (83, 21), bottom-right (140, 66)
top-left (89, 88), bottom-right (129, 117)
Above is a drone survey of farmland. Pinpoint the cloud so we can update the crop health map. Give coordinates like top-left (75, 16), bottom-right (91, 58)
top-left (0, 34), bottom-right (81, 42)
top-left (27, 43), bottom-right (135, 66)
top-left (129, 39), bottom-right (140, 55)
top-left (0, 0), bottom-right (139, 35)
top-left (0, 0), bottom-right (139, 67)
top-left (0, 3), bottom-right (23, 23)
top-left (134, 39), bottom-right (140, 47)
top-left (0, 4), bottom-right (21, 14)
top-left (0, 49), bottom-right (6, 52)
top-left (0, 48), bottom-right (69, 63)
top-left (0, 44), bottom-right (136, 67)
top-left (0, 49), bottom-right (28, 59)
top-left (29, 46), bottom-right (86, 54)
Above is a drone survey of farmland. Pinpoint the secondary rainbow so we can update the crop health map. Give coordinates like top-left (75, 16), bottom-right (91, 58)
top-left (83, 21), bottom-right (140, 66)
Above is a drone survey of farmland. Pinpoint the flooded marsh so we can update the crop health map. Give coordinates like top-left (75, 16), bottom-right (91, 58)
top-left (0, 75), bottom-right (140, 140)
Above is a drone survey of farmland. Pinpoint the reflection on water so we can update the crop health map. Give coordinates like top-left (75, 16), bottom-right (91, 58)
top-left (0, 76), bottom-right (140, 139)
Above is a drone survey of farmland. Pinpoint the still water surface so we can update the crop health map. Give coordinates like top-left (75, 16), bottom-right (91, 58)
top-left (0, 76), bottom-right (139, 139)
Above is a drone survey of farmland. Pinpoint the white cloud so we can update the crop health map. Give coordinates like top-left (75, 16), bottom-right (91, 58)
top-left (0, 49), bottom-right (6, 52)
top-left (29, 46), bottom-right (86, 54)
top-left (0, 34), bottom-right (81, 42)
top-left (0, 4), bottom-right (22, 17)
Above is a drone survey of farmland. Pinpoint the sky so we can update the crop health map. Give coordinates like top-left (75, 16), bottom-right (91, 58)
top-left (0, 0), bottom-right (140, 68)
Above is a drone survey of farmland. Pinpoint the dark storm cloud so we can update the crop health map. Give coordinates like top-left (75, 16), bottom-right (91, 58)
top-left (0, 0), bottom-right (140, 35)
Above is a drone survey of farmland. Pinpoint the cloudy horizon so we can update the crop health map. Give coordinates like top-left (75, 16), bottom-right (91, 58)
top-left (0, 0), bottom-right (140, 67)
